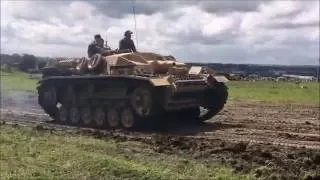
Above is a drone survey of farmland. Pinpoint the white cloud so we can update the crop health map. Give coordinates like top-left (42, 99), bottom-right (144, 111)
top-left (292, 1), bottom-right (319, 25)
top-left (1, 0), bottom-right (319, 65)
top-left (259, 1), bottom-right (303, 18)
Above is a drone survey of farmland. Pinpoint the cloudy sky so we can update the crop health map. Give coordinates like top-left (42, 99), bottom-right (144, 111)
top-left (1, 0), bottom-right (319, 65)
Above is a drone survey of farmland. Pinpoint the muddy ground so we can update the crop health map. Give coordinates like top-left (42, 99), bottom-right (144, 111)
top-left (1, 92), bottom-right (320, 180)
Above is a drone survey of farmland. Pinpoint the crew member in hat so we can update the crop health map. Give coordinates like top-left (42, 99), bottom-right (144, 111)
top-left (119, 30), bottom-right (137, 52)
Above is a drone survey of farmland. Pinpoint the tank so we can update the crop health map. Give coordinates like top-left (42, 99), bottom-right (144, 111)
top-left (37, 49), bottom-right (229, 129)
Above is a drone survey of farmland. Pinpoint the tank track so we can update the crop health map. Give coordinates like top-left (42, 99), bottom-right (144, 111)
top-left (199, 82), bottom-right (228, 122)
top-left (169, 82), bottom-right (228, 123)
top-left (37, 76), bottom-right (228, 130)
top-left (37, 76), bottom-right (166, 130)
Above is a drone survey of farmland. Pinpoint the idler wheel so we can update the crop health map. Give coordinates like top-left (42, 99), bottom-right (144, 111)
top-left (120, 107), bottom-right (135, 129)
top-left (130, 87), bottom-right (152, 117)
top-left (93, 107), bottom-right (106, 128)
top-left (81, 107), bottom-right (93, 126)
top-left (106, 107), bottom-right (120, 128)
top-left (70, 106), bottom-right (80, 125)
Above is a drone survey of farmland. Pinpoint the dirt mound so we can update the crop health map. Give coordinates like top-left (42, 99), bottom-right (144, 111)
top-left (149, 135), bottom-right (248, 153)
top-left (147, 135), bottom-right (320, 179)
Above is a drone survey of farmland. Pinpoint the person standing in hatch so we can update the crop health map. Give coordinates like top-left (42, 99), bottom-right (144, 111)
top-left (119, 30), bottom-right (137, 52)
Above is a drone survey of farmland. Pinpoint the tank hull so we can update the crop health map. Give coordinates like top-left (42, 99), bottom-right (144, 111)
top-left (37, 74), bottom-right (228, 129)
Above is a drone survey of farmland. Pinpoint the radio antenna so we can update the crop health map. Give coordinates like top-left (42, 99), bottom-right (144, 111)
top-left (105, 29), bottom-right (108, 48)
top-left (131, 0), bottom-right (138, 48)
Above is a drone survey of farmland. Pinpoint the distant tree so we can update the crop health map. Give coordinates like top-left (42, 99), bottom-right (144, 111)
top-left (11, 53), bottom-right (22, 63)
top-left (19, 54), bottom-right (37, 71)
top-left (38, 60), bottom-right (47, 69)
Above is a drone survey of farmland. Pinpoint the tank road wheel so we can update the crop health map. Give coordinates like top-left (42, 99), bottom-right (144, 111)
top-left (70, 106), bottom-right (80, 125)
top-left (57, 105), bottom-right (69, 124)
top-left (120, 107), bottom-right (136, 129)
top-left (93, 107), bottom-right (106, 129)
top-left (130, 87), bottom-right (152, 118)
top-left (81, 107), bottom-right (93, 126)
top-left (106, 107), bottom-right (120, 128)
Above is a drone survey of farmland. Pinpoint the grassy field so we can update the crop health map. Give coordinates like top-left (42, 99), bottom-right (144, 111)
top-left (0, 124), bottom-right (252, 180)
top-left (1, 70), bottom-right (319, 104)
top-left (0, 70), bottom-right (38, 93)
top-left (227, 81), bottom-right (319, 105)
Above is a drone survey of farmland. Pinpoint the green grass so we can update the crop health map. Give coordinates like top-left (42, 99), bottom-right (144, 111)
top-left (227, 81), bottom-right (319, 105)
top-left (0, 70), bottom-right (38, 93)
top-left (0, 124), bottom-right (252, 180)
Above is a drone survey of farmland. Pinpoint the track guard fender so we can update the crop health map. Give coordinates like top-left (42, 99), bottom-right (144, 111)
top-left (212, 75), bottom-right (229, 83)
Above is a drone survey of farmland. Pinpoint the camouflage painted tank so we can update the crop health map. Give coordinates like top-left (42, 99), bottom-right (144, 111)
top-left (37, 49), bottom-right (229, 129)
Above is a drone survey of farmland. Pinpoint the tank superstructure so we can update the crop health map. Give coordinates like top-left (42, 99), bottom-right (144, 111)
top-left (37, 49), bottom-right (228, 129)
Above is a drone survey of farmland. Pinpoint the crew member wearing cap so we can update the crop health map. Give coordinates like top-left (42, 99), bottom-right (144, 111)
top-left (119, 30), bottom-right (137, 52)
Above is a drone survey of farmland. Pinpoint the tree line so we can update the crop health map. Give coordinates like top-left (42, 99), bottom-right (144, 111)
top-left (188, 63), bottom-right (319, 77)
top-left (1, 53), bottom-right (52, 72)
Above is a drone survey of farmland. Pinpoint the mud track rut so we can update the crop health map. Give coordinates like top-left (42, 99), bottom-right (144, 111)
top-left (2, 99), bottom-right (320, 179)
top-left (1, 101), bottom-right (319, 151)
